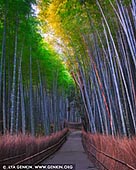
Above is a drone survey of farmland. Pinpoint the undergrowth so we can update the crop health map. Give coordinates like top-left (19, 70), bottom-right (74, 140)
top-left (0, 128), bottom-right (68, 161)
top-left (82, 131), bottom-right (136, 170)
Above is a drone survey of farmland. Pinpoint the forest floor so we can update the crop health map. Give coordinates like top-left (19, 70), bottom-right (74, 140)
top-left (41, 130), bottom-right (97, 170)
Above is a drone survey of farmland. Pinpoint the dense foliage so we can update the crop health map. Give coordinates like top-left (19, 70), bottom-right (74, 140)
top-left (38, 0), bottom-right (136, 137)
top-left (0, 0), bottom-right (135, 137)
top-left (0, 0), bottom-right (74, 135)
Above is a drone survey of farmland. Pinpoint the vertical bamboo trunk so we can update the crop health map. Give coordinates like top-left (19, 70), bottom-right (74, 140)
top-left (117, 1), bottom-right (136, 68)
top-left (37, 61), bottom-right (47, 135)
top-left (43, 90), bottom-right (50, 134)
top-left (94, 87), bottom-right (105, 134)
top-left (109, 0), bottom-right (136, 68)
top-left (79, 66), bottom-right (96, 133)
top-left (72, 71), bottom-right (92, 132)
top-left (0, 0), bottom-right (8, 134)
top-left (2, 7), bottom-right (7, 134)
top-left (16, 43), bottom-right (24, 133)
top-left (10, 17), bottom-right (18, 135)
top-left (7, 53), bottom-right (11, 132)
top-left (92, 33), bottom-right (114, 134)
top-left (66, 97), bottom-right (69, 121)
top-left (29, 47), bottom-right (34, 136)
top-left (131, 0), bottom-right (136, 28)
top-left (99, 12), bottom-right (127, 135)
top-left (98, 0), bottom-right (136, 135)
top-left (97, 28), bottom-right (123, 135)
top-left (105, 30), bottom-right (126, 135)
top-left (20, 71), bottom-right (26, 135)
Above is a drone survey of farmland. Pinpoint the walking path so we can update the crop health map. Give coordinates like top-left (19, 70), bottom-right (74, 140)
top-left (42, 131), bottom-right (97, 170)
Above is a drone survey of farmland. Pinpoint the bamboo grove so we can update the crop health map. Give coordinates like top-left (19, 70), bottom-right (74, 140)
top-left (38, 0), bottom-right (136, 137)
top-left (0, 0), bottom-right (75, 135)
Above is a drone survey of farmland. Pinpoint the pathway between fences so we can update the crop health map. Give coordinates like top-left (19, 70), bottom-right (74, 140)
top-left (41, 131), bottom-right (97, 170)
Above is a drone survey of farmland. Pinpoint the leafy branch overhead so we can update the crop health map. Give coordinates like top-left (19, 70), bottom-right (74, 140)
top-left (38, 0), bottom-right (136, 136)
top-left (0, 0), bottom-right (135, 138)
top-left (0, 0), bottom-right (75, 135)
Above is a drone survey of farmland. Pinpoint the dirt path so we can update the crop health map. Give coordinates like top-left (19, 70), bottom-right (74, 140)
top-left (41, 131), bottom-right (98, 170)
